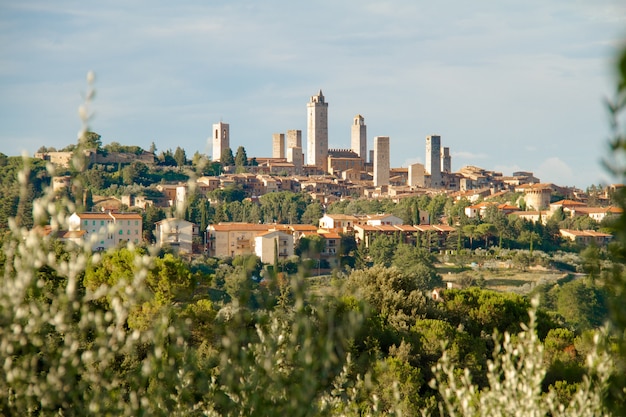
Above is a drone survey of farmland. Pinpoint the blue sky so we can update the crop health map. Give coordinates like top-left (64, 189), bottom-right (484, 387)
top-left (1, 1), bottom-right (625, 189)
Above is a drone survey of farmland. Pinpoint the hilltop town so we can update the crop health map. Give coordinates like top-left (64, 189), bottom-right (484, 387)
top-left (17, 89), bottom-right (620, 263)
top-left (3, 86), bottom-right (625, 415)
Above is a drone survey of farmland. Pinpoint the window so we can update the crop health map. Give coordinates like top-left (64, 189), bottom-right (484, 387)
top-left (135, 220), bottom-right (138, 226)
top-left (127, 230), bottom-right (131, 235)
top-left (84, 220), bottom-right (88, 225)
top-left (119, 230), bottom-right (123, 235)
top-left (100, 220), bottom-right (105, 225)
top-left (92, 220), bottom-right (96, 225)
top-left (135, 230), bottom-right (138, 235)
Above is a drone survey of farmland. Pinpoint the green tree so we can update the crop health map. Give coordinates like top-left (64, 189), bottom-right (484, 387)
top-left (301, 201), bottom-right (323, 225)
top-left (173, 146), bottom-right (187, 167)
top-left (81, 131), bottom-right (102, 150)
top-left (234, 145), bottom-right (248, 167)
top-left (221, 147), bottom-right (235, 166)
top-left (462, 224), bottom-right (478, 249)
top-left (392, 244), bottom-right (442, 290)
top-left (369, 234), bottom-right (397, 267)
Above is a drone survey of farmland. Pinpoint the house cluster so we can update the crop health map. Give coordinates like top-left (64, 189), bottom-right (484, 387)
top-left (464, 196), bottom-right (621, 247)
top-left (46, 209), bottom-right (460, 267)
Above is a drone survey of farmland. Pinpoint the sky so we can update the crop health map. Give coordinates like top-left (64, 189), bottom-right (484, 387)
top-left (1, 1), bottom-right (625, 189)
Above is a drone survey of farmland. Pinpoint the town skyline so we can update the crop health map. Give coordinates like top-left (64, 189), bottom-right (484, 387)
top-left (1, 1), bottom-right (625, 189)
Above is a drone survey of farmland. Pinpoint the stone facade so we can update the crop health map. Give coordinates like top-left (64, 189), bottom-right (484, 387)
top-left (408, 163), bottom-right (425, 187)
top-left (272, 133), bottom-right (285, 159)
top-left (306, 90), bottom-right (328, 171)
top-left (426, 135), bottom-right (442, 188)
top-left (373, 136), bottom-right (390, 187)
top-left (351, 114), bottom-right (367, 162)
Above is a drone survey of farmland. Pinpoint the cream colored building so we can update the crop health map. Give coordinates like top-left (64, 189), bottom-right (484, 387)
top-left (318, 214), bottom-right (359, 230)
top-left (254, 230), bottom-right (294, 264)
top-left (272, 133), bottom-right (285, 159)
top-left (206, 223), bottom-right (276, 258)
top-left (155, 218), bottom-right (199, 254)
top-left (68, 211), bottom-right (142, 250)
top-left (408, 163), bottom-right (425, 187)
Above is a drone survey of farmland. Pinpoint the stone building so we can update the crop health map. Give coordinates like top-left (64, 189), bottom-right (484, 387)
top-left (351, 114), bottom-right (367, 162)
top-left (373, 136), bottom-right (390, 187)
top-left (306, 90), bottom-right (328, 171)
top-left (426, 135), bottom-right (442, 188)
top-left (272, 133), bottom-right (285, 159)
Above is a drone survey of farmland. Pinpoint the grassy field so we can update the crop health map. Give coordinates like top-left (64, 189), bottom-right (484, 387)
top-left (438, 265), bottom-right (571, 294)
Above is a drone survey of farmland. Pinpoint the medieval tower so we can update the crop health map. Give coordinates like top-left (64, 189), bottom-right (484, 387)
top-left (307, 90), bottom-right (328, 171)
top-left (351, 114), bottom-right (367, 163)
top-left (425, 134), bottom-right (442, 188)
top-left (373, 136), bottom-right (390, 187)
top-left (272, 133), bottom-right (285, 159)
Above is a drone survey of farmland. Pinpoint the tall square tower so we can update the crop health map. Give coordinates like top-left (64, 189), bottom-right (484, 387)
top-left (425, 135), bottom-right (441, 188)
top-left (441, 146), bottom-right (451, 173)
top-left (212, 121), bottom-right (229, 161)
top-left (286, 129), bottom-right (302, 149)
top-left (351, 114), bottom-right (367, 162)
top-left (306, 90), bottom-right (328, 171)
top-left (272, 133), bottom-right (285, 159)
top-left (373, 136), bottom-right (390, 187)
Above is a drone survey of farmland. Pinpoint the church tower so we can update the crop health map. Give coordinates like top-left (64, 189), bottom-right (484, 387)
top-left (212, 121), bottom-right (229, 161)
top-left (307, 90), bottom-right (328, 171)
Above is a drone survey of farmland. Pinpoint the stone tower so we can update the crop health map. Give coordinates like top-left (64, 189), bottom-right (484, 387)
top-left (272, 133), bottom-right (285, 159)
top-left (212, 121), bottom-right (229, 161)
top-left (286, 129), bottom-right (302, 149)
top-left (306, 90), bottom-right (328, 171)
top-left (351, 114), bottom-right (367, 162)
top-left (425, 135), bottom-right (441, 188)
top-left (373, 136), bottom-right (390, 187)
top-left (441, 146), bottom-right (451, 173)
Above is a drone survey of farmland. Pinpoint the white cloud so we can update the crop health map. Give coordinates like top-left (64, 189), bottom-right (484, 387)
top-left (534, 157), bottom-right (575, 186)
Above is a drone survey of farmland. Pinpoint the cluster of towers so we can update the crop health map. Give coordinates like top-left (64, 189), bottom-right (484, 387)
top-left (210, 90), bottom-right (452, 190)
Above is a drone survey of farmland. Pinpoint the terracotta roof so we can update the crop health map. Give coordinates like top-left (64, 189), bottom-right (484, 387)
top-left (354, 224), bottom-right (380, 231)
top-left (433, 225), bottom-right (456, 232)
top-left (287, 224), bottom-right (319, 231)
top-left (560, 229), bottom-right (612, 237)
top-left (110, 213), bottom-right (142, 220)
top-left (209, 223), bottom-right (275, 232)
top-left (394, 225), bottom-right (419, 232)
top-left (551, 199), bottom-right (586, 207)
top-left (322, 214), bottom-right (359, 220)
top-left (574, 206), bottom-right (623, 214)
